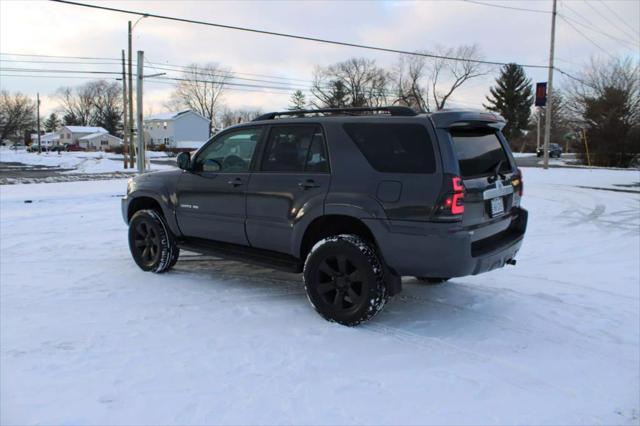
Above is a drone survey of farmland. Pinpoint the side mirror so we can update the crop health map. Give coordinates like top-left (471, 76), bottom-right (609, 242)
top-left (177, 152), bottom-right (191, 170)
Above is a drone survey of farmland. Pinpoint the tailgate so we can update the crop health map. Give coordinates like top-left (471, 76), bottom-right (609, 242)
top-left (449, 126), bottom-right (521, 232)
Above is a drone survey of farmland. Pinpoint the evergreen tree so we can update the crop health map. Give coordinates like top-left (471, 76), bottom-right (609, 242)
top-left (326, 80), bottom-right (348, 108)
top-left (288, 90), bottom-right (307, 110)
top-left (43, 113), bottom-right (61, 132)
top-left (484, 63), bottom-right (533, 141)
top-left (63, 111), bottom-right (81, 125)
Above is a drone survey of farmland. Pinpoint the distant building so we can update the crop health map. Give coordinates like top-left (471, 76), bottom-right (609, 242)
top-left (29, 132), bottom-right (60, 149)
top-left (78, 132), bottom-right (123, 150)
top-left (144, 110), bottom-right (210, 149)
top-left (58, 126), bottom-right (109, 145)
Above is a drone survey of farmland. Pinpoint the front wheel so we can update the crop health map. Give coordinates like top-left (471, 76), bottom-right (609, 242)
top-left (303, 235), bottom-right (389, 326)
top-left (128, 209), bottom-right (179, 273)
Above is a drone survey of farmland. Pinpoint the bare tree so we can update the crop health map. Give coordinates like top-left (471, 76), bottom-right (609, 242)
top-left (218, 106), bottom-right (263, 129)
top-left (56, 85), bottom-right (93, 126)
top-left (430, 44), bottom-right (487, 110)
top-left (89, 80), bottom-right (123, 135)
top-left (55, 80), bottom-right (123, 135)
top-left (0, 91), bottom-right (36, 142)
top-left (566, 57), bottom-right (639, 167)
top-left (311, 58), bottom-right (389, 108)
top-left (392, 54), bottom-right (430, 112)
top-left (169, 63), bottom-right (232, 136)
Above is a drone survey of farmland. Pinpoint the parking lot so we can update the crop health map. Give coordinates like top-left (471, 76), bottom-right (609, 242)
top-left (1, 167), bottom-right (638, 425)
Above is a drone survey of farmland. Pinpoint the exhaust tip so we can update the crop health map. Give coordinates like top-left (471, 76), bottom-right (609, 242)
top-left (506, 258), bottom-right (517, 266)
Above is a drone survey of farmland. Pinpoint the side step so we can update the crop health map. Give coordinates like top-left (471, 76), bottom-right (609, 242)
top-left (177, 238), bottom-right (302, 273)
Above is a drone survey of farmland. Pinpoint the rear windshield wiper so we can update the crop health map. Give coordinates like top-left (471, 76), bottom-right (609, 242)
top-left (487, 160), bottom-right (506, 182)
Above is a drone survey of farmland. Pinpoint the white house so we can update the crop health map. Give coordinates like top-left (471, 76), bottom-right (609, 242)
top-left (78, 132), bottom-right (123, 150)
top-left (29, 132), bottom-right (60, 149)
top-left (58, 125), bottom-right (108, 145)
top-left (143, 110), bottom-right (210, 149)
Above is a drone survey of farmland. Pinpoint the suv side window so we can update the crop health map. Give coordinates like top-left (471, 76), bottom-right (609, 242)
top-left (261, 125), bottom-right (328, 173)
top-left (194, 127), bottom-right (262, 173)
top-left (343, 123), bottom-right (435, 173)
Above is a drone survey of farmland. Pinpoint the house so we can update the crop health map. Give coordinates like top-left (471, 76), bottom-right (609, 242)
top-left (29, 132), bottom-right (60, 150)
top-left (78, 132), bottom-right (123, 150)
top-left (58, 125), bottom-right (109, 145)
top-left (143, 110), bottom-right (210, 149)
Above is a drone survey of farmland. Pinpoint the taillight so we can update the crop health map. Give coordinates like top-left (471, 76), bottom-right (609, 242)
top-left (438, 175), bottom-right (465, 217)
top-left (451, 192), bottom-right (465, 214)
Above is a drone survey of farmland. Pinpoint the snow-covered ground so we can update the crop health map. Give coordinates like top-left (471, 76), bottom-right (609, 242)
top-left (1, 168), bottom-right (639, 425)
top-left (0, 148), bottom-right (174, 174)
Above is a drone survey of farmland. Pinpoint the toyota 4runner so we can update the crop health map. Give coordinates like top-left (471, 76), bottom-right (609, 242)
top-left (122, 106), bottom-right (527, 326)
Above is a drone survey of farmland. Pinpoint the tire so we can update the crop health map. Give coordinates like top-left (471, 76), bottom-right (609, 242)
top-left (303, 234), bottom-right (388, 326)
top-left (128, 209), bottom-right (179, 273)
top-left (415, 277), bottom-right (450, 285)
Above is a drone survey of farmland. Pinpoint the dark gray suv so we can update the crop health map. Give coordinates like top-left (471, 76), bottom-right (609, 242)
top-left (122, 107), bottom-right (527, 325)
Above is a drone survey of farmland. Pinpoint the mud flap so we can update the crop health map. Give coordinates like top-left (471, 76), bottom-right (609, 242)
top-left (384, 265), bottom-right (402, 296)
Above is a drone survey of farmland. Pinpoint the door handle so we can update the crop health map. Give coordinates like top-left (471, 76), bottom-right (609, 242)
top-left (298, 179), bottom-right (320, 190)
top-left (227, 178), bottom-right (243, 187)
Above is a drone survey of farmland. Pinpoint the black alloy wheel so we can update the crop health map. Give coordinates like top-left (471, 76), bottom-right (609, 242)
top-left (315, 254), bottom-right (365, 312)
top-left (304, 234), bottom-right (388, 326)
top-left (128, 209), bottom-right (179, 273)
top-left (132, 220), bottom-right (161, 268)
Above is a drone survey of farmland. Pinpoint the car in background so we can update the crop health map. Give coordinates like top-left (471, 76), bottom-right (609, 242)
top-left (537, 143), bottom-right (562, 158)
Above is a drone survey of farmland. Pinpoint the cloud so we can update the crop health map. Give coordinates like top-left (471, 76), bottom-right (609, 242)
top-left (1, 0), bottom-right (638, 116)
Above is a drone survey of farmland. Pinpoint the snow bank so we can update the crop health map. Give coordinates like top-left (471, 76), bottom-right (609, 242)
top-left (1, 169), bottom-right (638, 425)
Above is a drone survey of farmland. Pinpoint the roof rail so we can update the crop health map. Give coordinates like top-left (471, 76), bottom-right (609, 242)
top-left (252, 106), bottom-right (417, 121)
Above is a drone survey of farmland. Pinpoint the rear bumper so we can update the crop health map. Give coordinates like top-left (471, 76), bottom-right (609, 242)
top-left (363, 208), bottom-right (527, 278)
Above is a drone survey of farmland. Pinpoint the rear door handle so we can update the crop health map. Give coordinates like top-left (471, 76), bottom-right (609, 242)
top-left (227, 178), bottom-right (244, 187)
top-left (298, 179), bottom-right (320, 190)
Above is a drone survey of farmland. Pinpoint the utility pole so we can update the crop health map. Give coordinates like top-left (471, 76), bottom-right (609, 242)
top-left (136, 50), bottom-right (145, 173)
top-left (128, 21), bottom-right (135, 168)
top-left (121, 49), bottom-right (128, 169)
top-left (36, 93), bottom-right (41, 154)
top-left (542, 0), bottom-right (557, 170)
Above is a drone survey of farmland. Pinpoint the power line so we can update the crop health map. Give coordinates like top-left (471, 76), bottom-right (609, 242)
top-left (595, 0), bottom-right (639, 41)
top-left (49, 0), bottom-right (551, 69)
top-left (0, 52), bottom-right (321, 86)
top-left (460, 0), bottom-right (550, 14)
top-left (0, 67), bottom-right (120, 75)
top-left (0, 73), bottom-right (113, 80)
top-left (0, 67), bottom-right (310, 92)
top-left (558, 15), bottom-right (617, 60)
top-left (0, 52), bottom-right (117, 61)
top-left (559, 12), bottom-right (639, 49)
top-left (583, 0), bottom-right (637, 41)
top-left (0, 56), bottom-right (321, 89)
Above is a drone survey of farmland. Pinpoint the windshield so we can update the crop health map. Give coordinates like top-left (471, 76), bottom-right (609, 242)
top-left (450, 128), bottom-right (511, 179)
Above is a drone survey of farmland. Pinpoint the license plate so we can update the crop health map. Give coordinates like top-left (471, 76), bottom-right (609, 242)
top-left (490, 197), bottom-right (504, 217)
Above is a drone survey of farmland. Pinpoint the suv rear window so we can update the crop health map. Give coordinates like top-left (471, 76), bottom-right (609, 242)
top-left (343, 123), bottom-right (435, 173)
top-left (450, 128), bottom-right (510, 178)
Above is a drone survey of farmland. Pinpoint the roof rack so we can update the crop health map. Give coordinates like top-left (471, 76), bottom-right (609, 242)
top-left (252, 106), bottom-right (417, 121)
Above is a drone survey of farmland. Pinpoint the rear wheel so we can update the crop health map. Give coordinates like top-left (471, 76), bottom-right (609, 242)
top-left (303, 235), bottom-right (388, 326)
top-left (415, 277), bottom-right (450, 285)
top-left (128, 209), bottom-right (179, 273)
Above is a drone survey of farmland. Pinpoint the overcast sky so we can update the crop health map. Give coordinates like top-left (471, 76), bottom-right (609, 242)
top-left (1, 0), bottom-right (638, 117)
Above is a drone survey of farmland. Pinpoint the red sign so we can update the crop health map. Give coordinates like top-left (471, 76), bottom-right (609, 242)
top-left (535, 82), bottom-right (547, 107)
